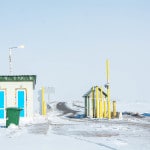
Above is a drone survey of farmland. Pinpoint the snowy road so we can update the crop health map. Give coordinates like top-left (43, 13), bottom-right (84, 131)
top-left (0, 101), bottom-right (150, 150)
top-left (29, 101), bottom-right (149, 150)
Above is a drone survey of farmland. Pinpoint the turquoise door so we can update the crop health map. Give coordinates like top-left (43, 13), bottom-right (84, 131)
top-left (17, 90), bottom-right (26, 117)
top-left (0, 91), bottom-right (5, 119)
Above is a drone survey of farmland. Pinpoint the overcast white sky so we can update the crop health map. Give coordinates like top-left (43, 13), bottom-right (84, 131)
top-left (0, 0), bottom-right (150, 104)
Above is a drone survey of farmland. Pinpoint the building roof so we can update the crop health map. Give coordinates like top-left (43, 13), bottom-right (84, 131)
top-left (83, 86), bottom-right (107, 98)
top-left (0, 75), bottom-right (36, 89)
top-left (83, 89), bottom-right (92, 97)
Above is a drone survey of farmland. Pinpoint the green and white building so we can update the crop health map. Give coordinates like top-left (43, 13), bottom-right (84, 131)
top-left (0, 75), bottom-right (36, 119)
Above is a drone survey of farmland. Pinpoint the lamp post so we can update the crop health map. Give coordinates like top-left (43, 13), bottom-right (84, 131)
top-left (9, 45), bottom-right (24, 75)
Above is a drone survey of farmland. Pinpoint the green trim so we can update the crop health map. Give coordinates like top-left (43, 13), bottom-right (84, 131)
top-left (0, 75), bottom-right (36, 88)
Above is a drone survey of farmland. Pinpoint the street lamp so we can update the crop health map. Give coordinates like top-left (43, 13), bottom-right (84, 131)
top-left (9, 45), bottom-right (25, 75)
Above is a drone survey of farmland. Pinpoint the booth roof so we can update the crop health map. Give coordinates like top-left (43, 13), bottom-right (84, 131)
top-left (0, 75), bottom-right (36, 89)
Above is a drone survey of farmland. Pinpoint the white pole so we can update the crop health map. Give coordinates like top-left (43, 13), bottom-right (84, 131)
top-left (8, 45), bottom-right (24, 75)
top-left (9, 48), bottom-right (12, 75)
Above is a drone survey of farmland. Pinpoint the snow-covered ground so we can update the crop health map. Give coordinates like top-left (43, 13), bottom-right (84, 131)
top-left (0, 101), bottom-right (150, 150)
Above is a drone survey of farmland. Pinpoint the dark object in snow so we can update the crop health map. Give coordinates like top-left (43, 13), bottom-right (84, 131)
top-left (47, 104), bottom-right (51, 110)
top-left (74, 114), bottom-right (86, 119)
top-left (56, 102), bottom-right (79, 117)
top-left (141, 113), bottom-right (150, 117)
top-left (122, 112), bottom-right (144, 118)
top-left (0, 126), bottom-right (6, 128)
top-left (68, 114), bottom-right (86, 119)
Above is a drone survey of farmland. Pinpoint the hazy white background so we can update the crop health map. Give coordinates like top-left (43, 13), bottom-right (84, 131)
top-left (0, 0), bottom-right (150, 105)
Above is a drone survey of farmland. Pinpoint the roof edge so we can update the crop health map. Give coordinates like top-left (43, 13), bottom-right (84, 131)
top-left (0, 75), bottom-right (36, 89)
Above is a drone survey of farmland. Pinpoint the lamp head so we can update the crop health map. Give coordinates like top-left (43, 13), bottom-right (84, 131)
top-left (18, 45), bottom-right (25, 49)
